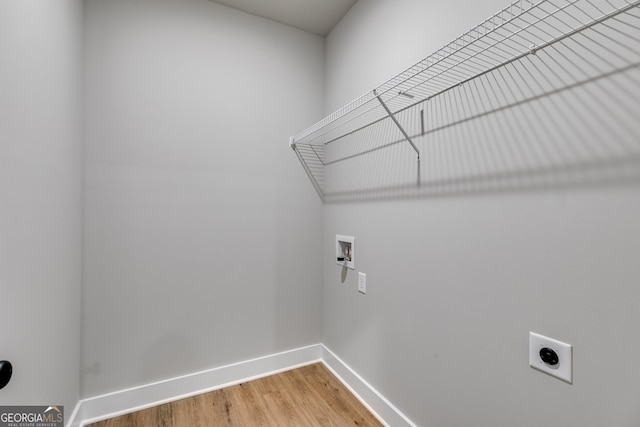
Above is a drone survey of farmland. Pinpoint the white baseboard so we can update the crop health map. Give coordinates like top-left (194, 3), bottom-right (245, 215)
top-left (68, 343), bottom-right (414, 427)
top-left (70, 344), bottom-right (322, 427)
top-left (320, 345), bottom-right (416, 427)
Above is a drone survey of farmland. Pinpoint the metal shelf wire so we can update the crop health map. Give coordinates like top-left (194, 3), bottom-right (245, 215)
top-left (290, 0), bottom-right (640, 202)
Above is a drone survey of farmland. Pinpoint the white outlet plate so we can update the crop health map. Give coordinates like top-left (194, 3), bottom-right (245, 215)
top-left (358, 272), bottom-right (366, 294)
top-left (529, 332), bottom-right (573, 384)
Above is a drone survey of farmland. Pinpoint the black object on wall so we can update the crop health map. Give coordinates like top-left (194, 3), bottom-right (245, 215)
top-left (0, 360), bottom-right (12, 389)
top-left (539, 348), bottom-right (559, 366)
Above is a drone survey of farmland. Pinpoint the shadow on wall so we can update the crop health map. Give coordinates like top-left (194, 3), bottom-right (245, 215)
top-left (325, 65), bottom-right (640, 203)
top-left (293, 3), bottom-right (640, 203)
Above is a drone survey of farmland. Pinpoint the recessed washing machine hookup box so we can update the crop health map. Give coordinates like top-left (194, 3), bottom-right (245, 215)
top-left (336, 235), bottom-right (355, 269)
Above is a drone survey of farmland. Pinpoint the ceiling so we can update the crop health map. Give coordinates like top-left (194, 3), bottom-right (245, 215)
top-left (208, 0), bottom-right (357, 37)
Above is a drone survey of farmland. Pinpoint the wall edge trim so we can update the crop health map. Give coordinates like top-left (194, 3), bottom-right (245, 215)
top-left (320, 344), bottom-right (416, 427)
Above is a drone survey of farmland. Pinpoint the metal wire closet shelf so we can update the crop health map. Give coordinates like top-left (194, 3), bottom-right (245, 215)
top-left (289, 0), bottom-right (640, 202)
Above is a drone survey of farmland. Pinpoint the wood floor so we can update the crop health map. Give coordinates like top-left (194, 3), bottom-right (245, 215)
top-left (88, 363), bottom-right (383, 427)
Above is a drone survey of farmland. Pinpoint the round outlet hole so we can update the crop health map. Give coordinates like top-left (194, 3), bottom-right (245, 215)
top-left (539, 347), bottom-right (559, 366)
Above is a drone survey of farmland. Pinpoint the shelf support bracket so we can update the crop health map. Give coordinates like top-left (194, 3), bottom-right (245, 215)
top-left (290, 137), bottom-right (325, 202)
top-left (373, 90), bottom-right (421, 162)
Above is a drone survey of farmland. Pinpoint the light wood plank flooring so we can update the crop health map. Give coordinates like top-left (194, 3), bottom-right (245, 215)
top-left (88, 363), bottom-right (383, 426)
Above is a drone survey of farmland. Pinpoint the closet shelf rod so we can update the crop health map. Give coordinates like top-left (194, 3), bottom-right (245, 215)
top-left (321, 0), bottom-right (639, 148)
top-left (292, 0), bottom-right (543, 144)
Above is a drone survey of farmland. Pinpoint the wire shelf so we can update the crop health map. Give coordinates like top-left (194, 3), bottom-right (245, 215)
top-left (290, 0), bottom-right (640, 202)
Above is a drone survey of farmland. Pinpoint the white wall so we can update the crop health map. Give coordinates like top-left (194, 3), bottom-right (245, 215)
top-left (0, 0), bottom-right (83, 413)
top-left (82, 0), bottom-right (324, 397)
top-left (323, 1), bottom-right (640, 426)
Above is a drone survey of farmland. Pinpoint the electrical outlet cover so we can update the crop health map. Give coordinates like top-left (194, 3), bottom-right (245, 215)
top-left (529, 332), bottom-right (573, 384)
top-left (358, 272), bottom-right (366, 294)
